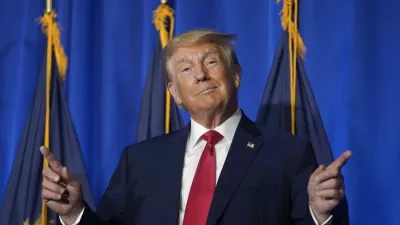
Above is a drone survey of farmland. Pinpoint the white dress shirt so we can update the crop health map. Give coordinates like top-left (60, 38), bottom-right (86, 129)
top-left (61, 108), bottom-right (331, 225)
top-left (178, 109), bottom-right (243, 225)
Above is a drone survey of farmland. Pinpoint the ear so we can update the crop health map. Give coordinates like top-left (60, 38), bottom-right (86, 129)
top-left (232, 65), bottom-right (241, 88)
top-left (167, 82), bottom-right (183, 105)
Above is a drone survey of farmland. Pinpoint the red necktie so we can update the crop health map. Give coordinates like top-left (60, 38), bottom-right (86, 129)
top-left (182, 130), bottom-right (223, 225)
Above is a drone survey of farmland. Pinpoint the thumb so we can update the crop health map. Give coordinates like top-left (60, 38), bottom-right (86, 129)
top-left (311, 165), bottom-right (326, 180)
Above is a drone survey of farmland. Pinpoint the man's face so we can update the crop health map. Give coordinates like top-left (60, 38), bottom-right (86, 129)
top-left (167, 43), bottom-right (240, 114)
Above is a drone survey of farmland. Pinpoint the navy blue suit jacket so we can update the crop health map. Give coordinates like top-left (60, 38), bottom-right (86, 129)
top-left (80, 112), bottom-right (347, 225)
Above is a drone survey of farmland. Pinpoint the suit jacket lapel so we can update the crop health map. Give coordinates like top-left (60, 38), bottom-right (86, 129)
top-left (206, 113), bottom-right (263, 225)
top-left (158, 125), bottom-right (190, 225)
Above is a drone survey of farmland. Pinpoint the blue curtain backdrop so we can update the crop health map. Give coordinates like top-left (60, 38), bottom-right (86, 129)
top-left (0, 0), bottom-right (399, 224)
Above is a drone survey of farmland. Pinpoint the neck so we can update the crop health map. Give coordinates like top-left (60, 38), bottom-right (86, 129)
top-left (190, 103), bottom-right (238, 129)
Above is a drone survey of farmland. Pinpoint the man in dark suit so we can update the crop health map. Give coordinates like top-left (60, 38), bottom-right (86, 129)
top-left (41, 29), bottom-right (351, 225)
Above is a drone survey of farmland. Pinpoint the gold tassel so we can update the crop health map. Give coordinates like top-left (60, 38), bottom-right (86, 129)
top-left (153, 3), bottom-right (175, 134)
top-left (39, 10), bottom-right (68, 80)
top-left (153, 3), bottom-right (175, 48)
top-left (276, 0), bottom-right (306, 135)
top-left (276, 0), bottom-right (306, 59)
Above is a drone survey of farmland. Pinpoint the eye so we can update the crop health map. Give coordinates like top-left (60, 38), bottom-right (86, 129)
top-left (208, 60), bottom-right (217, 65)
top-left (205, 59), bottom-right (218, 67)
top-left (181, 67), bottom-right (192, 73)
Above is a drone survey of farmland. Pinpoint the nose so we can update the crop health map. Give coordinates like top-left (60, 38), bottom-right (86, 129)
top-left (194, 65), bottom-right (209, 82)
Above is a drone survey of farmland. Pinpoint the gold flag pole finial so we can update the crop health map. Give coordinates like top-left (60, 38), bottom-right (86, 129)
top-left (161, 0), bottom-right (167, 3)
top-left (46, 0), bottom-right (52, 13)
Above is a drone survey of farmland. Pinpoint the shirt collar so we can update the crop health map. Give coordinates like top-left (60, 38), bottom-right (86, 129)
top-left (187, 108), bottom-right (242, 150)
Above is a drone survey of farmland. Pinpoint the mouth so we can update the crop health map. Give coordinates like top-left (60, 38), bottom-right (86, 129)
top-left (197, 86), bottom-right (217, 95)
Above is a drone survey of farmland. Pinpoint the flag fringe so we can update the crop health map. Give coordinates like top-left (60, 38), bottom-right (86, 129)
top-left (23, 217), bottom-right (55, 225)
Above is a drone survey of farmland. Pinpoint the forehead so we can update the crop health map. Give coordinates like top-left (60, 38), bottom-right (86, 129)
top-left (172, 43), bottom-right (220, 62)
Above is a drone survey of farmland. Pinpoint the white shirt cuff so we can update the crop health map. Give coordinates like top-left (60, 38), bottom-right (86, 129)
top-left (309, 206), bottom-right (332, 225)
top-left (59, 207), bottom-right (85, 225)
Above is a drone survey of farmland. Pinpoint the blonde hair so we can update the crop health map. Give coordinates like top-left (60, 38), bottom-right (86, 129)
top-left (163, 29), bottom-right (241, 83)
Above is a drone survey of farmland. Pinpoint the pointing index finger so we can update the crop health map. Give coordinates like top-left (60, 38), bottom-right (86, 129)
top-left (328, 150), bottom-right (352, 170)
top-left (40, 146), bottom-right (63, 174)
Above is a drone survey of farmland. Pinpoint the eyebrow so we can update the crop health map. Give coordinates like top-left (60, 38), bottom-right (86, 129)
top-left (175, 49), bottom-right (220, 65)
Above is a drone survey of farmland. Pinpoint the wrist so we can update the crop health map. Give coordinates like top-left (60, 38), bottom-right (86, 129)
top-left (60, 202), bottom-right (84, 225)
top-left (312, 209), bottom-right (331, 224)
top-left (310, 204), bottom-right (332, 224)
top-left (315, 214), bottom-right (330, 224)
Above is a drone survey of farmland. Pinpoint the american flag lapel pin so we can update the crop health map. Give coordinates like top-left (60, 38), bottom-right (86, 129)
top-left (247, 142), bottom-right (255, 149)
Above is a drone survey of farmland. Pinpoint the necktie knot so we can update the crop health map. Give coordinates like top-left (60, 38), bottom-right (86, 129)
top-left (201, 130), bottom-right (223, 146)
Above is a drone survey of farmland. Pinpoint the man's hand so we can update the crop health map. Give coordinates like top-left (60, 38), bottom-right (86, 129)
top-left (40, 146), bottom-right (84, 225)
top-left (308, 150), bottom-right (352, 224)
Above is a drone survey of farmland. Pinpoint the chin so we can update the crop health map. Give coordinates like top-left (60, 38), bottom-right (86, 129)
top-left (197, 102), bottom-right (225, 113)
top-left (190, 95), bottom-right (226, 112)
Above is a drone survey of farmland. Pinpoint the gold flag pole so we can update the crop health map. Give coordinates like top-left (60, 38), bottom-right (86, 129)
top-left (42, 0), bottom-right (53, 222)
top-left (36, 0), bottom-right (67, 224)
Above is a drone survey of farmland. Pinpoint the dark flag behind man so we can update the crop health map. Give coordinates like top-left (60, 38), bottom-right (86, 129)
top-left (0, 11), bottom-right (95, 225)
top-left (136, 40), bottom-right (185, 142)
top-left (256, 31), bottom-right (350, 225)
top-left (256, 32), bottom-right (334, 166)
top-left (255, 1), bottom-right (350, 222)
top-left (136, 3), bottom-right (185, 142)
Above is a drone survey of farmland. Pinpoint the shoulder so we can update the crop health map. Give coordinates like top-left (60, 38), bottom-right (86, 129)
top-left (121, 127), bottom-right (188, 159)
top-left (259, 127), bottom-right (316, 165)
top-left (239, 111), bottom-right (315, 162)
top-left (261, 128), bottom-right (309, 149)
